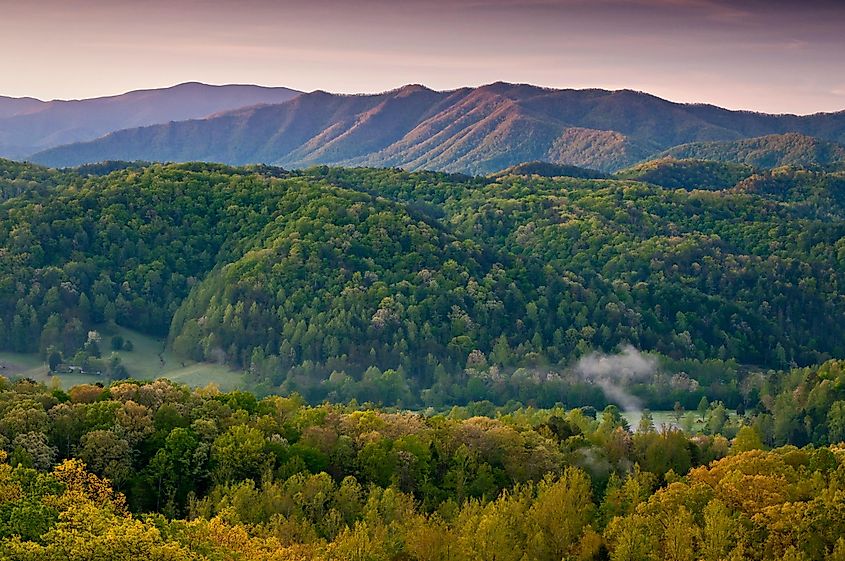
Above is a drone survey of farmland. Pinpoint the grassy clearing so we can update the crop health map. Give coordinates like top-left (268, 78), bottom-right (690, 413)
top-left (0, 355), bottom-right (104, 388)
top-left (159, 363), bottom-right (246, 392)
top-left (0, 325), bottom-right (246, 391)
top-left (97, 324), bottom-right (180, 377)
top-left (622, 410), bottom-right (684, 431)
top-left (0, 351), bottom-right (48, 380)
top-left (622, 410), bottom-right (739, 433)
top-left (96, 325), bottom-right (246, 391)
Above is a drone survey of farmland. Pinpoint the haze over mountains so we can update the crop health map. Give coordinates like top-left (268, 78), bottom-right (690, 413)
top-left (0, 82), bottom-right (301, 159)
top-left (1, 81), bottom-right (842, 173)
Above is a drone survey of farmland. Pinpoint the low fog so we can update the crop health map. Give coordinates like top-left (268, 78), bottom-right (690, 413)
top-left (574, 345), bottom-right (657, 412)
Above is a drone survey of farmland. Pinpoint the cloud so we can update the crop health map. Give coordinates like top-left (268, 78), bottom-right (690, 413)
top-left (574, 345), bottom-right (657, 412)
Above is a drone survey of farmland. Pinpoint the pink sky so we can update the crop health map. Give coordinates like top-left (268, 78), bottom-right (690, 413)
top-left (1, 0), bottom-right (843, 114)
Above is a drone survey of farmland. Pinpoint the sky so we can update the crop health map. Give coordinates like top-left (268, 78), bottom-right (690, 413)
top-left (1, 0), bottom-right (843, 115)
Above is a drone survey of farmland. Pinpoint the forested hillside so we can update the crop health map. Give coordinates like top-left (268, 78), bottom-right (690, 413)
top-left (613, 158), bottom-right (755, 190)
top-left (660, 133), bottom-right (845, 170)
top-left (6, 0), bottom-right (845, 555)
top-left (0, 159), bottom-right (844, 408)
top-left (493, 161), bottom-right (608, 179)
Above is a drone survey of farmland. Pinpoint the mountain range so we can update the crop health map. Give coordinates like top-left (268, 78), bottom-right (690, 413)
top-left (0, 83), bottom-right (301, 158)
top-left (1, 82), bottom-right (843, 173)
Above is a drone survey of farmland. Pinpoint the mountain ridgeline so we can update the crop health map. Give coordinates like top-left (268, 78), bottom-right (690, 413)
top-left (1, 158), bottom-right (844, 406)
top-left (0, 82), bottom-right (301, 159)
top-left (30, 83), bottom-right (845, 174)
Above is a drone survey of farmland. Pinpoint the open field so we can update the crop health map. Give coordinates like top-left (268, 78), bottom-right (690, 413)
top-left (0, 325), bottom-right (246, 391)
top-left (622, 409), bottom-right (739, 433)
top-left (622, 410), bottom-right (684, 432)
top-left (100, 324), bottom-right (247, 391)
top-left (0, 351), bottom-right (48, 379)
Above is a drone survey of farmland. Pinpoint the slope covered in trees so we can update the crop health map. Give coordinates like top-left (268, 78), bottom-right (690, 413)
top-left (0, 159), bottom-right (72, 200)
top-left (0, 160), bottom-right (844, 408)
top-left (31, 84), bottom-right (845, 173)
top-left (492, 160), bottom-right (608, 179)
top-left (613, 158), bottom-right (754, 190)
top-left (729, 167), bottom-right (845, 210)
top-left (660, 133), bottom-right (845, 170)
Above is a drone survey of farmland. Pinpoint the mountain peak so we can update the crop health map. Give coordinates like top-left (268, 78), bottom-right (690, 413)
top-left (390, 84), bottom-right (435, 96)
top-left (475, 81), bottom-right (548, 97)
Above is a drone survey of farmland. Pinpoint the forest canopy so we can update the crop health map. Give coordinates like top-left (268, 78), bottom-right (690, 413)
top-left (0, 376), bottom-right (842, 560)
top-left (0, 159), bottom-right (843, 408)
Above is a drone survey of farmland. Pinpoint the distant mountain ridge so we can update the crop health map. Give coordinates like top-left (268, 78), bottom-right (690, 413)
top-left (0, 83), bottom-right (301, 158)
top-left (0, 96), bottom-right (46, 119)
top-left (26, 82), bottom-right (845, 173)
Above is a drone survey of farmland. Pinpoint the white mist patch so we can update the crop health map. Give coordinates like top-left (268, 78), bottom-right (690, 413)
top-left (574, 345), bottom-right (657, 412)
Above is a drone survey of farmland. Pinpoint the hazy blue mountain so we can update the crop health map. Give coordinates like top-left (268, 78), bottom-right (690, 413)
top-left (0, 95), bottom-right (45, 119)
top-left (0, 82), bottom-right (301, 158)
